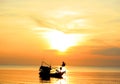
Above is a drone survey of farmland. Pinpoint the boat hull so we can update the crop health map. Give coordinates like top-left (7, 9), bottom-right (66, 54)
top-left (50, 72), bottom-right (64, 78)
top-left (39, 72), bottom-right (64, 78)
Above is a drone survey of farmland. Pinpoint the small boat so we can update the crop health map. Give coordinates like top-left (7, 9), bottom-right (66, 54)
top-left (39, 61), bottom-right (66, 79)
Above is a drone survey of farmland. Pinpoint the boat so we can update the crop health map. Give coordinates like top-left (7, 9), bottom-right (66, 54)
top-left (39, 61), bottom-right (66, 79)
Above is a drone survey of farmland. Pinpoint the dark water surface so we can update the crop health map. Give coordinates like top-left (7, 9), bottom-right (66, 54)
top-left (0, 66), bottom-right (120, 84)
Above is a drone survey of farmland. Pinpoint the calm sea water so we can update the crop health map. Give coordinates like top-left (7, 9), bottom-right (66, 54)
top-left (0, 66), bottom-right (120, 84)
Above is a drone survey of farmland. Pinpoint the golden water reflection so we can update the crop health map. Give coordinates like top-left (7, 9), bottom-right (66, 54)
top-left (55, 78), bottom-right (67, 84)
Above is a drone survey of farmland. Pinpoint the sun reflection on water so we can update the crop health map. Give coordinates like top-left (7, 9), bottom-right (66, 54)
top-left (55, 79), bottom-right (67, 84)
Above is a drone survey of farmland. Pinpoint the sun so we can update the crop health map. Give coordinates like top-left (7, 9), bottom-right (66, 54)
top-left (44, 30), bottom-right (85, 52)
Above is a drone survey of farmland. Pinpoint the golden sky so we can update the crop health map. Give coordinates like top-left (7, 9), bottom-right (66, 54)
top-left (0, 0), bottom-right (120, 66)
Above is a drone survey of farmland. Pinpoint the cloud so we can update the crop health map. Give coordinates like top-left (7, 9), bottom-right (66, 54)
top-left (93, 47), bottom-right (120, 56)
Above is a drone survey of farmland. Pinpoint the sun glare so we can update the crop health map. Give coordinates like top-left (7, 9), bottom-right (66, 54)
top-left (44, 30), bottom-right (85, 52)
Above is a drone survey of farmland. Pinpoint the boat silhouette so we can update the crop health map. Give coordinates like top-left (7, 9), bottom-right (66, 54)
top-left (39, 61), bottom-right (66, 79)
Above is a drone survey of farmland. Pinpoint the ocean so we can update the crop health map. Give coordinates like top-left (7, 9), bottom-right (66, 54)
top-left (0, 66), bottom-right (120, 84)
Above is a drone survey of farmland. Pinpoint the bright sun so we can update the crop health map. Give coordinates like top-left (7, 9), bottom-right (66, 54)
top-left (32, 10), bottom-right (88, 52)
top-left (44, 30), bottom-right (85, 52)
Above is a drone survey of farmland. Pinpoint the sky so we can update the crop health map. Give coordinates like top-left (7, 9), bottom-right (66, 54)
top-left (0, 0), bottom-right (120, 66)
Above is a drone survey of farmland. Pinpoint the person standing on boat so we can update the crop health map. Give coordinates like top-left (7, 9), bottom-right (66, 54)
top-left (61, 61), bottom-right (66, 73)
top-left (56, 62), bottom-right (66, 74)
top-left (62, 61), bottom-right (65, 67)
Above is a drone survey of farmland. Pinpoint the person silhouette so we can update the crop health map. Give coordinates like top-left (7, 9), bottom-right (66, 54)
top-left (62, 61), bottom-right (65, 67)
